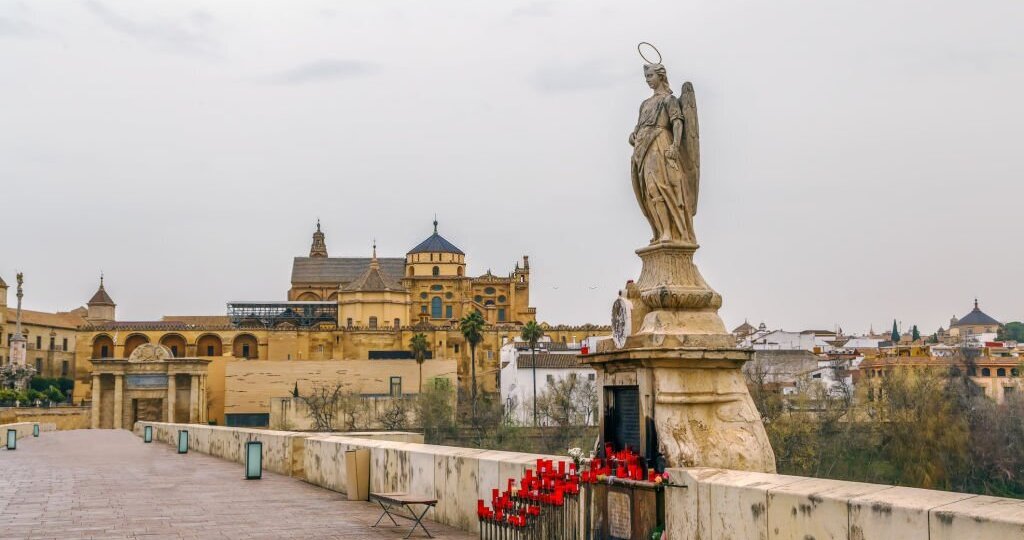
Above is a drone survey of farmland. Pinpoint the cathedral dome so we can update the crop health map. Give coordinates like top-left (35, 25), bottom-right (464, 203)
top-left (408, 219), bottom-right (464, 256)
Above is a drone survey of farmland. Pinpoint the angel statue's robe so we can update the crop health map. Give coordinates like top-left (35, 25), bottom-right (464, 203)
top-left (630, 91), bottom-right (696, 244)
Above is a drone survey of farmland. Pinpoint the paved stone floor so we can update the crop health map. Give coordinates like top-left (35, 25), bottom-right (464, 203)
top-left (0, 430), bottom-right (474, 540)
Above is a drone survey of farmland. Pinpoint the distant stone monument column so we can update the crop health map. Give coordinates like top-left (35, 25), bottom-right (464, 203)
top-left (585, 45), bottom-right (776, 472)
top-left (8, 273), bottom-right (27, 372)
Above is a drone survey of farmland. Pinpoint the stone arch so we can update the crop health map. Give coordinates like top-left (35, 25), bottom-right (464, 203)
top-left (327, 291), bottom-right (339, 301)
top-left (233, 333), bottom-right (259, 359)
top-left (297, 292), bottom-right (321, 301)
top-left (92, 334), bottom-right (115, 359)
top-left (159, 333), bottom-right (187, 357)
top-left (123, 334), bottom-right (150, 358)
top-left (196, 334), bottom-right (223, 357)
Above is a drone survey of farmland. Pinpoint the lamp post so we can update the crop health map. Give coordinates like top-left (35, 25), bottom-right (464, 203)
top-left (177, 430), bottom-right (189, 454)
top-left (32, 424), bottom-right (39, 437)
top-left (5, 429), bottom-right (16, 450)
top-left (144, 425), bottom-right (153, 443)
top-left (245, 440), bottom-right (263, 480)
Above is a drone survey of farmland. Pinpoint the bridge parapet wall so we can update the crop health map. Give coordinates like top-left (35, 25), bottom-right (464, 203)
top-left (666, 467), bottom-right (1024, 539)
top-left (1, 421), bottom-right (56, 446)
top-left (132, 423), bottom-right (1024, 538)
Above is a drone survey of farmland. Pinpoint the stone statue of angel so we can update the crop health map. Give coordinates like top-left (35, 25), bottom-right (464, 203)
top-left (629, 45), bottom-right (700, 245)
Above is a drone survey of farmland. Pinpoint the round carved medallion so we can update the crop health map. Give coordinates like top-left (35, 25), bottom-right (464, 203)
top-left (128, 343), bottom-right (173, 362)
top-left (611, 296), bottom-right (632, 349)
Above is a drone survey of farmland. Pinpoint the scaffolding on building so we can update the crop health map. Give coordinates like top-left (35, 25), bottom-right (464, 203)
top-left (226, 301), bottom-right (337, 329)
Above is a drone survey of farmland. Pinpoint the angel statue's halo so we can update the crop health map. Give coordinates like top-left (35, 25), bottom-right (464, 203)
top-left (637, 42), bottom-right (663, 64)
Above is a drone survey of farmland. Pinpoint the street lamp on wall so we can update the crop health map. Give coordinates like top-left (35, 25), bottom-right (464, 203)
top-left (245, 440), bottom-right (263, 480)
top-left (144, 425), bottom-right (153, 443)
top-left (177, 430), bottom-right (189, 454)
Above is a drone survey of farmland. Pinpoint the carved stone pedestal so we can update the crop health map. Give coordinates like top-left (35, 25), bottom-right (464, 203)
top-left (586, 344), bottom-right (776, 472)
top-left (588, 239), bottom-right (777, 473)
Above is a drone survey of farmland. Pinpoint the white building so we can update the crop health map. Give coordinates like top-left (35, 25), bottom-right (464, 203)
top-left (499, 337), bottom-right (599, 426)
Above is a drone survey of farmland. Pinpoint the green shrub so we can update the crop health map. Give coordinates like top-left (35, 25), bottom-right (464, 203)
top-left (44, 385), bottom-right (65, 403)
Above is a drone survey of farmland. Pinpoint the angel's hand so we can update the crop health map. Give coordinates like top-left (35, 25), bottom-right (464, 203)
top-left (665, 145), bottom-right (679, 160)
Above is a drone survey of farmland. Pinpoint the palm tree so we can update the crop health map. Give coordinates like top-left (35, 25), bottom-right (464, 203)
top-left (459, 310), bottom-right (486, 414)
top-left (520, 320), bottom-right (544, 426)
top-left (410, 333), bottom-right (430, 393)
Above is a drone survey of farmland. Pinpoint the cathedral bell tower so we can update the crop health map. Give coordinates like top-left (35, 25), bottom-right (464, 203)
top-left (309, 220), bottom-right (328, 258)
top-left (86, 275), bottom-right (116, 323)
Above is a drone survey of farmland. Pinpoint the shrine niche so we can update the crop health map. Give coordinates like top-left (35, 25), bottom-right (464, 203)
top-left (89, 344), bottom-right (210, 430)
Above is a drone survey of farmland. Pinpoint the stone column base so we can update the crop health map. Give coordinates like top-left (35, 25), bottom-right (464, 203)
top-left (585, 346), bottom-right (776, 473)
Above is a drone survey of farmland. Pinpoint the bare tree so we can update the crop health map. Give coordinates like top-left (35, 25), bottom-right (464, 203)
top-left (300, 384), bottom-right (344, 432)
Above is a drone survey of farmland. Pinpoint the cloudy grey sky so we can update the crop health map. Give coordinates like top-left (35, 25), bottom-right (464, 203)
top-left (2, 0), bottom-right (1022, 334)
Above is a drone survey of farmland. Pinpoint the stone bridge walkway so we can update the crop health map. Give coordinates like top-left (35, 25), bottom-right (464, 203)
top-left (0, 430), bottom-right (474, 540)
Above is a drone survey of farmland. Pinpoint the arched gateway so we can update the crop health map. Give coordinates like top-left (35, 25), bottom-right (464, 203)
top-left (88, 343), bottom-right (211, 430)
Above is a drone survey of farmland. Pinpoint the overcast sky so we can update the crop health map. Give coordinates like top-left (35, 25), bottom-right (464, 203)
top-left (2, 0), bottom-right (1022, 335)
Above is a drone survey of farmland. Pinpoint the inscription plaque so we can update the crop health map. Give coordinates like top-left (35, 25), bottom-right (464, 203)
top-left (125, 374), bottom-right (168, 389)
top-left (608, 490), bottom-right (631, 539)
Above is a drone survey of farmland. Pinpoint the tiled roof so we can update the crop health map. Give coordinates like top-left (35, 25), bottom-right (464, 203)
top-left (7, 308), bottom-right (88, 330)
top-left (517, 351), bottom-right (585, 369)
top-left (88, 285), bottom-right (115, 305)
top-left (291, 257), bottom-right (406, 285)
top-left (343, 261), bottom-right (405, 292)
top-left (955, 304), bottom-right (1000, 327)
top-left (408, 233), bottom-right (464, 255)
top-left (161, 315), bottom-right (232, 326)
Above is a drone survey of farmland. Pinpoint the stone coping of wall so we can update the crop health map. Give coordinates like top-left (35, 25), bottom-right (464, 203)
top-left (1, 422), bottom-right (57, 446)
top-left (665, 467), bottom-right (1024, 540)
top-left (133, 422), bottom-right (565, 533)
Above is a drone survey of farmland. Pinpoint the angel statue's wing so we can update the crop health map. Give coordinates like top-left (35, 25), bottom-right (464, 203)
top-left (678, 81), bottom-right (700, 216)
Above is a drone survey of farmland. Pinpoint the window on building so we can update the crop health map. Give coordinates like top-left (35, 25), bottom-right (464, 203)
top-left (49, 336), bottom-right (55, 350)
top-left (1013, 368), bottom-right (1020, 377)
top-left (498, 295), bottom-right (506, 303)
top-left (432, 266), bottom-right (440, 276)
top-left (445, 305), bottom-right (453, 319)
top-left (1007, 386), bottom-right (1017, 396)
top-left (61, 361), bottom-right (69, 377)
top-left (546, 374), bottom-right (554, 384)
top-left (474, 295), bottom-right (483, 303)
top-left (369, 317), bottom-right (378, 329)
top-left (35, 358), bottom-right (43, 373)
top-left (390, 376), bottom-right (402, 396)
top-left (458, 267), bottom-right (464, 276)
top-left (998, 368), bottom-right (1007, 377)
top-left (101, 345), bottom-right (109, 358)
top-left (347, 318), bottom-right (353, 328)
top-left (62, 338), bottom-right (68, 351)
top-left (394, 318), bottom-right (401, 329)
top-left (207, 345), bottom-right (215, 356)
top-left (454, 344), bottom-right (460, 354)
top-left (486, 350), bottom-right (494, 360)
top-left (445, 292), bottom-right (453, 299)
top-left (982, 367), bottom-right (991, 376)
top-left (431, 297), bottom-right (443, 319)
top-left (170, 345), bottom-right (179, 357)
top-left (420, 292), bottom-right (428, 299)
top-left (588, 373), bottom-right (596, 381)
top-left (242, 344), bottom-right (251, 359)
top-left (36, 336), bottom-right (42, 349)
top-left (485, 287), bottom-right (496, 295)
top-left (431, 284), bottom-right (443, 291)
top-left (421, 305), bottom-right (427, 314)
top-left (498, 309), bottom-right (506, 322)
